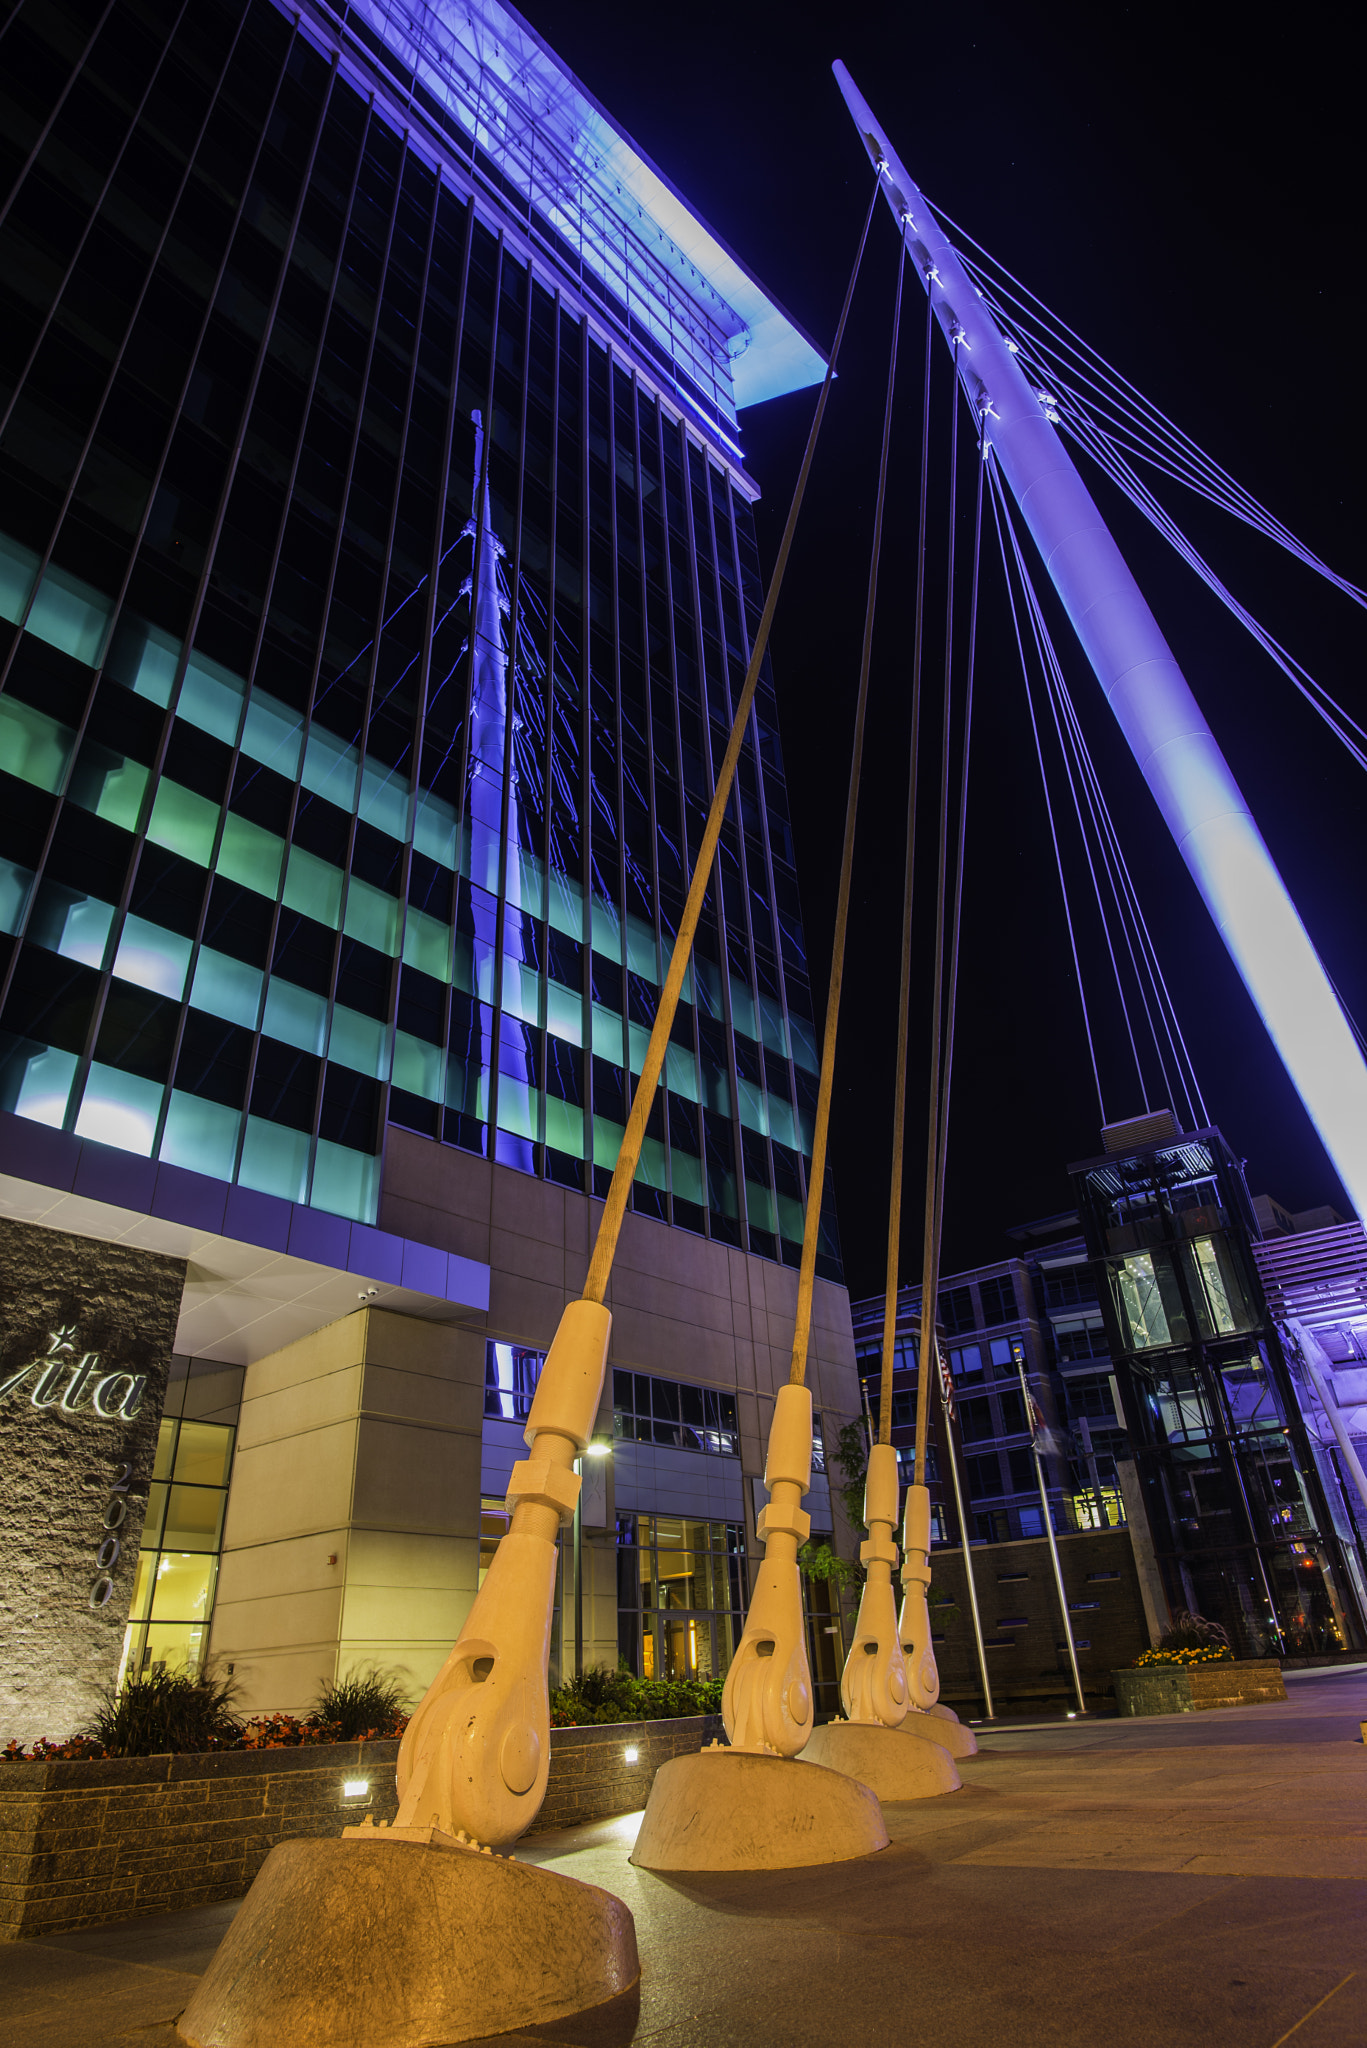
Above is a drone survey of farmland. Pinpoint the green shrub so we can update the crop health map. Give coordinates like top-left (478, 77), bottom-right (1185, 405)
top-left (310, 1667), bottom-right (410, 1739)
top-left (93, 1668), bottom-right (241, 1757)
top-left (550, 1664), bottom-right (723, 1727)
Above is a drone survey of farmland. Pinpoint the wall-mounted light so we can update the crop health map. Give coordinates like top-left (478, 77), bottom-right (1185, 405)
top-left (343, 1779), bottom-right (369, 1797)
top-left (585, 1440), bottom-right (612, 1458)
top-left (623, 1747), bottom-right (639, 1764)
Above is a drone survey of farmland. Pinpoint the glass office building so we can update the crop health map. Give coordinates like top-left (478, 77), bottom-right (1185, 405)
top-left (0, 0), bottom-right (834, 1267)
top-left (0, 0), bottom-right (865, 1725)
top-left (1071, 1118), bottom-right (1365, 1655)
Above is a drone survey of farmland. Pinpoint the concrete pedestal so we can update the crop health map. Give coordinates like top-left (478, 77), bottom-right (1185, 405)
top-left (630, 1746), bottom-right (888, 1872)
top-left (901, 1707), bottom-right (978, 1758)
top-left (802, 1719), bottom-right (961, 1799)
top-left (176, 1834), bottom-right (638, 2048)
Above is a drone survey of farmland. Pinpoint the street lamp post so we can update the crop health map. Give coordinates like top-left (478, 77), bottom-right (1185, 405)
top-left (574, 1440), bottom-right (612, 1682)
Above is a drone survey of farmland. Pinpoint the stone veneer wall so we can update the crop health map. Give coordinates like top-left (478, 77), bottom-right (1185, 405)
top-left (1112, 1659), bottom-right (1287, 1718)
top-left (0, 1217), bottom-right (185, 1747)
top-left (0, 1714), bottom-right (724, 1939)
top-left (927, 1527), bottom-right (1149, 1711)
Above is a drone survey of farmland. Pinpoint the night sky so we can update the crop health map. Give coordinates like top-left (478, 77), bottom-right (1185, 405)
top-left (520, 1), bottom-right (1367, 1299)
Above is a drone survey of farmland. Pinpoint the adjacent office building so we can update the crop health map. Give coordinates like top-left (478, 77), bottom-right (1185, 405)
top-left (854, 1110), bottom-right (1367, 1670)
top-left (0, 0), bottom-right (856, 1738)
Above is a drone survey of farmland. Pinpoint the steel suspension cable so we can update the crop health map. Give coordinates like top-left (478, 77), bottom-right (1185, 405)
top-left (582, 167), bottom-right (884, 1305)
top-left (878, 285), bottom-right (934, 1448)
top-left (993, 473), bottom-right (1152, 1109)
top-left (912, 340), bottom-right (963, 1487)
top-left (987, 469), bottom-right (1106, 1124)
top-left (928, 410), bottom-right (989, 1342)
top-left (790, 226), bottom-right (906, 1387)
top-left (993, 468), bottom-right (1210, 1130)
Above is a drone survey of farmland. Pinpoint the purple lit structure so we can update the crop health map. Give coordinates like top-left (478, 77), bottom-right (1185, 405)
top-left (835, 63), bottom-right (1367, 1222)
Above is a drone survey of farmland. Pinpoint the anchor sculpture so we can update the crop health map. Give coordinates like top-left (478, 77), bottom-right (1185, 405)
top-left (394, 1299), bottom-right (609, 1844)
top-left (722, 1381), bottom-right (817, 1755)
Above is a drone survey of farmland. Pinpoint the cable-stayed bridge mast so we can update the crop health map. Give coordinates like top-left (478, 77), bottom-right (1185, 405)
top-left (834, 61), bottom-right (1367, 1224)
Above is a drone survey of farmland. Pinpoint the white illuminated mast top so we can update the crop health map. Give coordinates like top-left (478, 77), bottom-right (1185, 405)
top-left (833, 61), bottom-right (1367, 1219)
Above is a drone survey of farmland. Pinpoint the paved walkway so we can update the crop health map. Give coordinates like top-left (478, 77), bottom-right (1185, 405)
top-left (6, 1663), bottom-right (1366, 2048)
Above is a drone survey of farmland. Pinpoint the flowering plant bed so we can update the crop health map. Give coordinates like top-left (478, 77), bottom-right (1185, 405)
top-left (1112, 1657), bottom-right (1286, 1717)
top-left (1131, 1645), bottom-right (1233, 1669)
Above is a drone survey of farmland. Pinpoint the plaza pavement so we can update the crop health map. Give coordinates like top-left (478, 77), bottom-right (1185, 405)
top-left (5, 1662), bottom-right (1365, 2048)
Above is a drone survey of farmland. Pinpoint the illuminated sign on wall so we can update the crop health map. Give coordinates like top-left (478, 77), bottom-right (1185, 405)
top-left (0, 1325), bottom-right (146, 1420)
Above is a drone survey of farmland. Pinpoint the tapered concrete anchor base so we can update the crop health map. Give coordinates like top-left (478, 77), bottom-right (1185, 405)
top-left (802, 1718), bottom-right (961, 1799)
top-left (176, 1835), bottom-right (638, 2048)
top-left (630, 1746), bottom-right (888, 1872)
top-left (901, 1706), bottom-right (978, 1758)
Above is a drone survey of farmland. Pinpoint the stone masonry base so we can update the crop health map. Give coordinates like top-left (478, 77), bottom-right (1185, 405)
top-left (0, 1714), bottom-right (723, 1939)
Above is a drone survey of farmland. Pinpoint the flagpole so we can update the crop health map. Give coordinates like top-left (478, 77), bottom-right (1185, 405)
top-left (1016, 1348), bottom-right (1087, 1715)
top-left (936, 1341), bottom-right (994, 1720)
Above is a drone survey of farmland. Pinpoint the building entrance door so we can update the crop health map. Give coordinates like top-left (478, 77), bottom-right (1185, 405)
top-left (654, 1612), bottom-right (716, 1681)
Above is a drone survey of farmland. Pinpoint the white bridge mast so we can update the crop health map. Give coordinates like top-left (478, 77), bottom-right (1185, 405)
top-left (834, 61), bottom-right (1367, 1219)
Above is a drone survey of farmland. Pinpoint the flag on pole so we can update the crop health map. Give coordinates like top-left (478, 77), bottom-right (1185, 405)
top-left (935, 1340), bottom-right (955, 1423)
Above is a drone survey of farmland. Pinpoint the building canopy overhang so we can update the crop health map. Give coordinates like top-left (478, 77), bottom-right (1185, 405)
top-left (0, 1113), bottom-right (489, 1366)
top-left (332, 0), bottom-right (827, 418)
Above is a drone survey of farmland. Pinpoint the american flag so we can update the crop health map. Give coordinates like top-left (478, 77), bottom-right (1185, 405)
top-left (936, 1340), bottom-right (955, 1423)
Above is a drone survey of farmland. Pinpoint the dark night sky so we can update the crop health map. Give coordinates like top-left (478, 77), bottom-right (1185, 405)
top-left (519, 1), bottom-right (1367, 1299)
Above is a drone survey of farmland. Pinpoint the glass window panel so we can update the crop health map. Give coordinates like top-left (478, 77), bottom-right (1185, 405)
top-left (218, 813), bottom-right (285, 897)
top-left (0, 858), bottom-right (35, 935)
top-left (149, 1552), bottom-right (217, 1620)
top-left (27, 563), bottom-right (113, 667)
top-left (264, 978), bottom-right (329, 1055)
top-left (139, 1621), bottom-right (208, 1673)
top-left (240, 690), bottom-right (304, 778)
top-left (172, 1420), bottom-right (234, 1487)
top-left (189, 948), bottom-right (262, 1028)
top-left (496, 1075), bottom-right (537, 1141)
top-left (147, 779), bottom-right (219, 865)
top-left (127, 1550), bottom-right (156, 1621)
top-left (112, 915), bottom-right (192, 999)
top-left (178, 654), bottom-right (245, 747)
top-left (74, 1063), bottom-right (162, 1154)
top-left (310, 1138), bottom-right (379, 1223)
top-left (343, 876), bottom-right (400, 956)
top-left (28, 882), bottom-right (116, 967)
top-left (283, 845), bottom-right (343, 928)
top-left (546, 980), bottom-right (583, 1046)
top-left (159, 1091), bottom-right (241, 1179)
top-left (413, 791), bottom-right (459, 869)
top-left (671, 1149), bottom-right (705, 1204)
top-left (544, 1094), bottom-right (583, 1154)
top-left (0, 530), bottom-right (40, 623)
top-left (393, 1030), bottom-right (443, 1101)
top-left (0, 695), bottom-right (75, 793)
top-left (125, 622), bottom-right (182, 708)
top-left (4, 1042), bottom-right (77, 1128)
top-left (302, 725), bottom-right (360, 810)
top-left (162, 1484), bottom-right (228, 1552)
top-left (70, 743), bottom-right (148, 830)
top-left (329, 1003), bottom-right (391, 1079)
top-left (239, 1115), bottom-right (311, 1202)
top-left (402, 907), bottom-right (452, 982)
top-left (359, 758), bottom-right (410, 839)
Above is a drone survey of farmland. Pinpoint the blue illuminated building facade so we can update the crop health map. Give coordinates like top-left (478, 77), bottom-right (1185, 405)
top-left (0, 0), bottom-right (829, 1260)
top-left (0, 0), bottom-right (860, 1717)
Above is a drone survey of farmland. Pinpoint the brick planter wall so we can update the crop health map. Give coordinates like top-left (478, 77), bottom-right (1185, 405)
top-left (0, 1714), bottom-right (722, 1940)
top-left (1112, 1658), bottom-right (1287, 1718)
